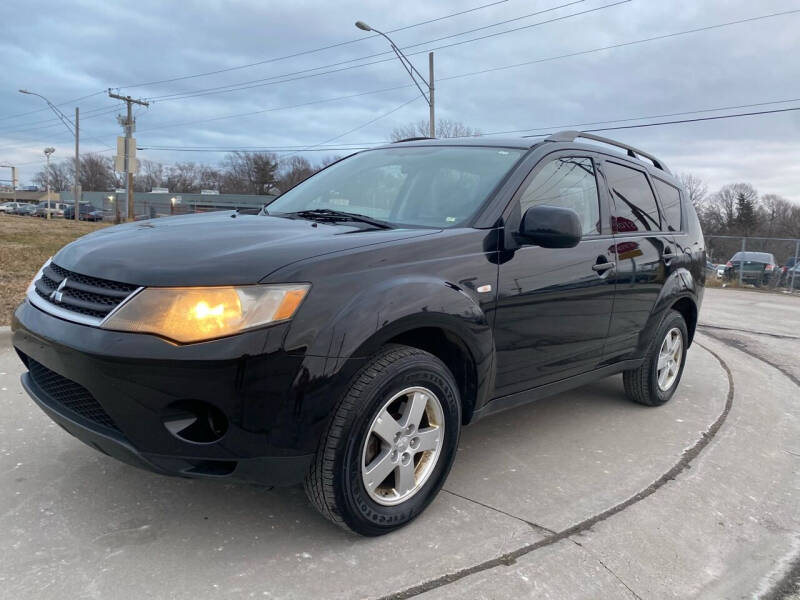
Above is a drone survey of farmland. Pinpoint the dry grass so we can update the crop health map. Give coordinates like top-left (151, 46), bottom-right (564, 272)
top-left (0, 214), bottom-right (109, 325)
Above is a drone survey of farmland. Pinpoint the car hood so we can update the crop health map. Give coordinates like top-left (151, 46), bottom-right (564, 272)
top-left (53, 211), bottom-right (436, 286)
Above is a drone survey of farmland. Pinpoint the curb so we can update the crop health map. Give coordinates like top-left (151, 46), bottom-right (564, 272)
top-left (0, 326), bottom-right (11, 345)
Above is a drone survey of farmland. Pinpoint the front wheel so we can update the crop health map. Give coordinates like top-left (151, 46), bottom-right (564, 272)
top-left (304, 345), bottom-right (461, 536)
top-left (623, 310), bottom-right (688, 406)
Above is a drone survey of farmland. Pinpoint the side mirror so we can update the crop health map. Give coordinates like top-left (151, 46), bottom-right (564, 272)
top-left (518, 205), bottom-right (582, 248)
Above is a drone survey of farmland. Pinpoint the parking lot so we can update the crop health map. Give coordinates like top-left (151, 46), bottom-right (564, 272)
top-left (1, 287), bottom-right (798, 599)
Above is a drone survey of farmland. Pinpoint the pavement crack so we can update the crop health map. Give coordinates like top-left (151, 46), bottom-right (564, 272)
top-left (377, 341), bottom-right (734, 600)
top-left (698, 323), bottom-right (800, 342)
top-left (441, 488), bottom-right (556, 536)
top-left (569, 539), bottom-right (643, 600)
top-left (699, 327), bottom-right (800, 388)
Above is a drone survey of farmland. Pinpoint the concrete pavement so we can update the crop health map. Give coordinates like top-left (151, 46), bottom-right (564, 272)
top-left (0, 287), bottom-right (798, 599)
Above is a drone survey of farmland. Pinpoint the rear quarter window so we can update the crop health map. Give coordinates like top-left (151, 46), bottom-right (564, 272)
top-left (653, 178), bottom-right (682, 232)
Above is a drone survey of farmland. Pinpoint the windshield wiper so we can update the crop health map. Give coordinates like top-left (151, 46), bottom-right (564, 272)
top-left (288, 208), bottom-right (394, 229)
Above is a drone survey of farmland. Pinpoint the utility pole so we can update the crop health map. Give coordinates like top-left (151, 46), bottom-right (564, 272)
top-left (108, 90), bottom-right (149, 221)
top-left (74, 107), bottom-right (80, 221)
top-left (428, 52), bottom-right (435, 138)
top-left (44, 148), bottom-right (55, 219)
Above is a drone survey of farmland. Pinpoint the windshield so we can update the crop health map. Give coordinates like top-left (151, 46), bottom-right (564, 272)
top-left (266, 146), bottom-right (526, 228)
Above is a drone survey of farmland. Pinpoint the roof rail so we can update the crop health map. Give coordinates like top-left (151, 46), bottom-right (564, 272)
top-left (393, 136), bottom-right (435, 143)
top-left (544, 130), bottom-right (670, 173)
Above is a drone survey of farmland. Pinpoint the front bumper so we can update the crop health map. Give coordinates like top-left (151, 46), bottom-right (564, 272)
top-left (12, 300), bottom-right (325, 486)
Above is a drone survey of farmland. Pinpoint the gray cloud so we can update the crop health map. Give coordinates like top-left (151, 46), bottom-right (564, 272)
top-left (1, 0), bottom-right (798, 200)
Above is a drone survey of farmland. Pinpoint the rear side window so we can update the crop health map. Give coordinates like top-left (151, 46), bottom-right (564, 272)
top-left (605, 162), bottom-right (661, 233)
top-left (653, 178), bottom-right (682, 232)
top-left (519, 157), bottom-right (600, 236)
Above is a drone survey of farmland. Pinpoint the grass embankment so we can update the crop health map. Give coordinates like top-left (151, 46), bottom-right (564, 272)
top-left (0, 214), bottom-right (108, 325)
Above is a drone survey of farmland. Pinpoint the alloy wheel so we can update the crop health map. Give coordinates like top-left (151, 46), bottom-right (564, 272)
top-left (361, 386), bottom-right (445, 506)
top-left (656, 327), bottom-right (683, 391)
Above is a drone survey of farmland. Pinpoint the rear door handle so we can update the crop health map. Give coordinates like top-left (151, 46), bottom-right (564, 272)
top-left (592, 261), bottom-right (616, 273)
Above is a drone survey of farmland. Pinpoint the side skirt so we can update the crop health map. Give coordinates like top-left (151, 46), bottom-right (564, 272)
top-left (469, 358), bottom-right (644, 423)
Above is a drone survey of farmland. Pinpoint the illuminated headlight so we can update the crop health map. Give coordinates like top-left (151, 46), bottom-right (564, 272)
top-left (102, 284), bottom-right (310, 343)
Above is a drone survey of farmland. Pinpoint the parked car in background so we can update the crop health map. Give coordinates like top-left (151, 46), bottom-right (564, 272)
top-left (716, 264), bottom-right (726, 279)
top-left (34, 201), bottom-right (68, 218)
top-left (1, 201), bottom-right (24, 214)
top-left (12, 203), bottom-right (37, 216)
top-left (705, 260), bottom-right (717, 278)
top-left (723, 251), bottom-right (777, 286)
top-left (64, 203), bottom-right (104, 221)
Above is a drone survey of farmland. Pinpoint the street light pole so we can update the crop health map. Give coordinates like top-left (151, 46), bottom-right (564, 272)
top-left (19, 89), bottom-right (80, 221)
top-left (44, 147), bottom-right (55, 220)
top-left (355, 21), bottom-right (435, 138)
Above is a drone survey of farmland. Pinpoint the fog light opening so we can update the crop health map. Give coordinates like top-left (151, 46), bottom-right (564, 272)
top-left (162, 400), bottom-right (229, 444)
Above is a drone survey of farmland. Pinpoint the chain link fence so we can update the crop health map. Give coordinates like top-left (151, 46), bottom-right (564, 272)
top-left (706, 235), bottom-right (800, 293)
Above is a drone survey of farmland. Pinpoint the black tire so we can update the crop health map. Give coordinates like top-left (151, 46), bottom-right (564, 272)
top-left (623, 310), bottom-right (689, 407)
top-left (304, 344), bottom-right (461, 536)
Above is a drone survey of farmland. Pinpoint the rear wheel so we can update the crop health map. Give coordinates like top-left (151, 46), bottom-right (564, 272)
top-left (304, 344), bottom-right (461, 536)
top-left (623, 310), bottom-right (688, 406)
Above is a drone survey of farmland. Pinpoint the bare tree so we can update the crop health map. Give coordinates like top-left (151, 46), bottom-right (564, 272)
top-left (79, 153), bottom-right (116, 191)
top-left (220, 151), bottom-right (278, 194)
top-left (277, 156), bottom-right (315, 192)
top-left (676, 172), bottom-right (707, 209)
top-left (134, 160), bottom-right (166, 192)
top-left (167, 162), bottom-right (204, 193)
top-left (32, 160), bottom-right (73, 192)
top-left (707, 183), bottom-right (758, 231)
top-left (390, 119), bottom-right (481, 141)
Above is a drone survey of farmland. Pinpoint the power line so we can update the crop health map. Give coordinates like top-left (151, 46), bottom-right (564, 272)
top-left (478, 96), bottom-right (800, 136)
top-left (116, 0), bottom-right (514, 90)
top-left (143, 3), bottom-right (796, 104)
top-left (312, 96), bottom-right (421, 147)
top-left (0, 105), bottom-right (121, 136)
top-left (438, 7), bottom-right (800, 85)
top-left (0, 0), bottom-right (579, 133)
top-left (520, 105), bottom-right (800, 137)
top-left (146, 0), bottom-right (625, 103)
top-left (0, 90), bottom-right (107, 124)
top-left (103, 8), bottom-right (800, 141)
top-left (134, 85), bottom-right (412, 135)
top-left (136, 103), bottom-right (800, 153)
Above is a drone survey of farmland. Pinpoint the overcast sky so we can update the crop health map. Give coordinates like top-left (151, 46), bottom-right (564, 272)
top-left (1, 0), bottom-right (799, 200)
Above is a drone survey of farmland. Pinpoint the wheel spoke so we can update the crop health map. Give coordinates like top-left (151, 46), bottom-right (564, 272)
top-left (414, 427), bottom-right (441, 453)
top-left (658, 367), bottom-right (669, 389)
top-left (395, 462), bottom-right (416, 496)
top-left (363, 449), bottom-right (395, 489)
top-left (371, 409), bottom-right (402, 444)
top-left (401, 391), bottom-right (428, 429)
top-left (657, 353), bottom-right (669, 371)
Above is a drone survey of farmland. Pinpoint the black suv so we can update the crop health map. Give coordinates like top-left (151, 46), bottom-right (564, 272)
top-left (12, 131), bottom-right (705, 535)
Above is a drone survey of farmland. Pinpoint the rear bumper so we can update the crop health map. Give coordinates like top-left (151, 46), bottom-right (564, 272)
top-left (11, 299), bottom-right (342, 486)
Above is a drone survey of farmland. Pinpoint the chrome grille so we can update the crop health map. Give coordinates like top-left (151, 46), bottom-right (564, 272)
top-left (30, 262), bottom-right (139, 322)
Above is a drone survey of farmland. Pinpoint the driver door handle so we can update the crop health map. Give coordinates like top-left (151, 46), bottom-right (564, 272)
top-left (592, 261), bottom-right (616, 273)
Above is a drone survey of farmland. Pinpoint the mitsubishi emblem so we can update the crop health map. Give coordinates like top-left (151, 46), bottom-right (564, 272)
top-left (50, 278), bottom-right (68, 303)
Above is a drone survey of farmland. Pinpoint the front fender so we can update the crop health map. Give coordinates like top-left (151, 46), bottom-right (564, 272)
top-left (306, 276), bottom-right (492, 360)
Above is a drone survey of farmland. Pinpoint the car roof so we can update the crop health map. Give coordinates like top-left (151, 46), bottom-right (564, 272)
top-left (377, 136), bottom-right (537, 150)
top-left (374, 134), bottom-right (680, 187)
